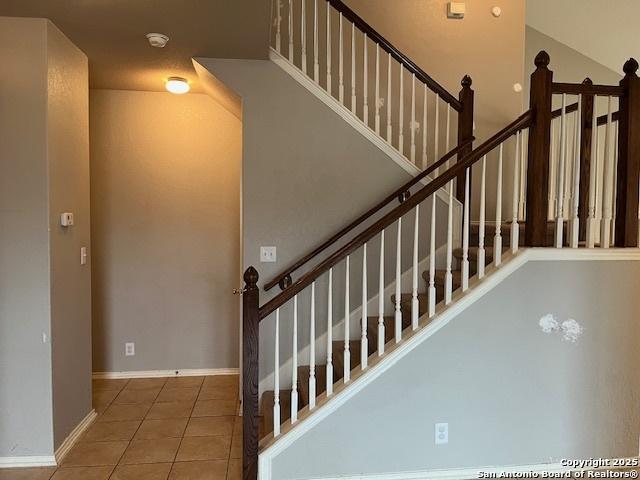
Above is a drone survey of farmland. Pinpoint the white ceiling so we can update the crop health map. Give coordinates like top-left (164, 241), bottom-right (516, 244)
top-left (0, 0), bottom-right (271, 92)
top-left (526, 0), bottom-right (638, 76)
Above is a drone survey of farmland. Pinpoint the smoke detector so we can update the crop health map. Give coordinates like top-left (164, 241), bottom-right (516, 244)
top-left (146, 33), bottom-right (169, 48)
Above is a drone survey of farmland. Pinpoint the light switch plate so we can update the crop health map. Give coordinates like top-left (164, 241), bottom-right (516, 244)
top-left (60, 212), bottom-right (74, 227)
top-left (260, 246), bottom-right (277, 262)
top-left (125, 342), bottom-right (135, 356)
top-left (447, 2), bottom-right (465, 19)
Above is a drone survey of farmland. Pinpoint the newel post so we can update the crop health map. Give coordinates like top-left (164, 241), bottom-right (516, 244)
top-left (525, 51), bottom-right (553, 247)
top-left (615, 58), bottom-right (640, 247)
top-left (456, 75), bottom-right (474, 202)
top-left (578, 78), bottom-right (595, 242)
top-left (242, 266), bottom-right (260, 480)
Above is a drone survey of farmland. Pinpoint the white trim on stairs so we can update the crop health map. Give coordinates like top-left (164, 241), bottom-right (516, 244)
top-left (54, 410), bottom-right (97, 464)
top-left (92, 368), bottom-right (239, 380)
top-left (269, 47), bottom-right (456, 209)
top-left (0, 456), bottom-right (57, 469)
top-left (258, 247), bottom-right (640, 479)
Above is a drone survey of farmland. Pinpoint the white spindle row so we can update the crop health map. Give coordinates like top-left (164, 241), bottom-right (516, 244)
top-left (272, 0), bottom-right (459, 169)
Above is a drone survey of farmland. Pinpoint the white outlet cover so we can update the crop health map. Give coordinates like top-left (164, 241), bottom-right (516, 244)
top-left (435, 422), bottom-right (449, 444)
top-left (125, 342), bottom-right (135, 356)
top-left (260, 246), bottom-right (277, 262)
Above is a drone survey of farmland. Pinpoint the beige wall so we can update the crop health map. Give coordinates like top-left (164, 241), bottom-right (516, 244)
top-left (0, 16), bottom-right (90, 456)
top-left (90, 90), bottom-right (241, 373)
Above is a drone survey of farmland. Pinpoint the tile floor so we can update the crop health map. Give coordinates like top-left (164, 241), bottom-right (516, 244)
top-left (0, 375), bottom-right (242, 480)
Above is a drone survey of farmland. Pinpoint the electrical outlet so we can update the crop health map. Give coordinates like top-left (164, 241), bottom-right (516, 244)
top-left (260, 246), bottom-right (277, 262)
top-left (125, 342), bottom-right (135, 356)
top-left (435, 422), bottom-right (448, 444)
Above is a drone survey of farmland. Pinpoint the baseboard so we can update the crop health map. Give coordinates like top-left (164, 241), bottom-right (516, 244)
top-left (283, 458), bottom-right (640, 480)
top-left (92, 368), bottom-right (239, 380)
top-left (0, 456), bottom-right (56, 469)
top-left (54, 409), bottom-right (97, 464)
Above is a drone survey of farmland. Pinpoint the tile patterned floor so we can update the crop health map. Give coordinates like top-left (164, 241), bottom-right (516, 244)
top-left (0, 375), bottom-right (241, 480)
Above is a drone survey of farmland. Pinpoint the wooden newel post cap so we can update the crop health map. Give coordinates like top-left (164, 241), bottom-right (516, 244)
top-left (534, 51), bottom-right (550, 69)
top-left (244, 266), bottom-right (259, 287)
top-left (623, 58), bottom-right (639, 77)
top-left (461, 75), bottom-right (472, 89)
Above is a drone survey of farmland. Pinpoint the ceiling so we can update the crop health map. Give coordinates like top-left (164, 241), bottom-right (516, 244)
top-left (0, 0), bottom-right (271, 92)
top-left (527, 0), bottom-right (638, 76)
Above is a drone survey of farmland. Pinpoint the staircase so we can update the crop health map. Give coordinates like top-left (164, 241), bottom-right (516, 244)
top-left (239, 2), bottom-right (640, 479)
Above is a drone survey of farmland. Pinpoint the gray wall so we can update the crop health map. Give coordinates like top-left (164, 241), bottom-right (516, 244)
top-left (90, 90), bottom-right (241, 373)
top-left (47, 23), bottom-right (92, 449)
top-left (195, 58), bottom-right (454, 384)
top-left (0, 16), bottom-right (91, 457)
top-left (0, 16), bottom-right (53, 458)
top-left (272, 260), bottom-right (640, 479)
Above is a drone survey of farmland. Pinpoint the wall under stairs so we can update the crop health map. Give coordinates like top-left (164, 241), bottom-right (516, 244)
top-left (266, 254), bottom-right (640, 479)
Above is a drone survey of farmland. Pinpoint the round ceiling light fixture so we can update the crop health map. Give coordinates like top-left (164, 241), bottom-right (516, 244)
top-left (146, 32), bottom-right (169, 48)
top-left (165, 77), bottom-right (190, 94)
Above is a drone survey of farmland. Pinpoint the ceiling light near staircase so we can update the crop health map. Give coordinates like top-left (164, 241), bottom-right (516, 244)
top-left (165, 77), bottom-right (190, 94)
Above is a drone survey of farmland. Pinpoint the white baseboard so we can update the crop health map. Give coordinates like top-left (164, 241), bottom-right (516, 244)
top-left (55, 410), bottom-right (97, 464)
top-left (285, 457), bottom-right (640, 480)
top-left (0, 456), bottom-right (57, 469)
top-left (92, 368), bottom-right (239, 380)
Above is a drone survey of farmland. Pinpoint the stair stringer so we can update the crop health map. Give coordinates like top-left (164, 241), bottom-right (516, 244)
top-left (257, 247), bottom-right (640, 479)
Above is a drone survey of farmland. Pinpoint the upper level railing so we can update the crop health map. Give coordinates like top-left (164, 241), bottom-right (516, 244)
top-left (241, 47), bottom-right (640, 480)
top-left (270, 0), bottom-right (474, 197)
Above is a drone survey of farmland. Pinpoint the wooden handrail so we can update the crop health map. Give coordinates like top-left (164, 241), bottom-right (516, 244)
top-left (263, 137), bottom-right (475, 292)
top-left (327, 0), bottom-right (461, 110)
top-left (551, 82), bottom-right (624, 96)
top-left (259, 110), bottom-right (533, 319)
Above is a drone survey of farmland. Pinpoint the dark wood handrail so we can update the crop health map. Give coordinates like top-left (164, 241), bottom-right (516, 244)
top-left (327, 0), bottom-right (461, 110)
top-left (263, 138), bottom-right (475, 292)
top-left (258, 110), bottom-right (533, 319)
top-left (551, 82), bottom-right (624, 96)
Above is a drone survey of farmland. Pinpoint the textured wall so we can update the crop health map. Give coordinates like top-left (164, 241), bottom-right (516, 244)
top-left (90, 90), bottom-right (241, 373)
top-left (272, 260), bottom-right (640, 479)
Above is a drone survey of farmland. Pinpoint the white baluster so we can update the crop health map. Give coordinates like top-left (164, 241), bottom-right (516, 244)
top-left (612, 121), bottom-right (619, 245)
top-left (378, 230), bottom-right (385, 355)
top-left (301, 0), bottom-right (307, 75)
top-left (511, 132), bottom-right (521, 253)
top-left (411, 205), bottom-right (420, 329)
top-left (569, 97), bottom-right (582, 248)
top-left (445, 104), bottom-right (451, 159)
top-left (555, 95), bottom-right (568, 248)
top-left (313, 0), bottom-right (319, 82)
top-left (288, 0), bottom-right (294, 61)
top-left (434, 96), bottom-right (440, 175)
top-left (586, 104), bottom-right (598, 248)
top-left (422, 84), bottom-right (428, 168)
top-left (360, 244), bottom-right (368, 369)
top-left (461, 168), bottom-right (470, 291)
top-left (410, 74), bottom-right (416, 163)
top-left (478, 155), bottom-right (487, 278)
top-left (338, 13), bottom-right (344, 103)
top-left (363, 34), bottom-right (368, 126)
top-left (549, 119), bottom-right (558, 220)
top-left (519, 129), bottom-right (527, 220)
top-left (291, 295), bottom-right (298, 423)
top-left (326, 1), bottom-right (331, 96)
top-left (445, 182), bottom-right (453, 304)
top-left (326, 268), bottom-right (333, 395)
top-left (343, 255), bottom-right (350, 382)
top-left (308, 282), bottom-right (316, 408)
top-left (273, 308), bottom-right (281, 436)
top-left (494, 145), bottom-right (504, 266)
top-left (399, 67), bottom-right (404, 156)
top-left (394, 218), bottom-right (402, 341)
top-left (428, 196), bottom-right (437, 317)
top-left (374, 45), bottom-right (380, 134)
top-left (350, 22), bottom-right (356, 114)
top-left (386, 53), bottom-right (392, 143)
top-left (601, 96), bottom-right (614, 248)
top-left (275, 0), bottom-right (282, 53)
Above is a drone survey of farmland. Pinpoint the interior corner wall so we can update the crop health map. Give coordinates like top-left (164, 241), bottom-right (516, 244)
top-left (46, 22), bottom-right (92, 450)
top-left (0, 16), bottom-right (91, 458)
top-left (89, 90), bottom-right (241, 374)
top-left (0, 16), bottom-right (53, 458)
